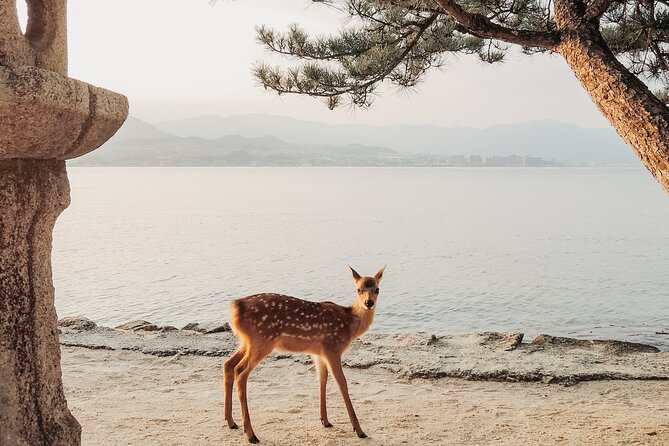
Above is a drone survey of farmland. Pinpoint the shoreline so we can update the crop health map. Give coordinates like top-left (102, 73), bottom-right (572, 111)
top-left (59, 317), bottom-right (669, 445)
top-left (59, 317), bottom-right (669, 385)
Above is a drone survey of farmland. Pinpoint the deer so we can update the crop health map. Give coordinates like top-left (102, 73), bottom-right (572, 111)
top-left (222, 266), bottom-right (385, 444)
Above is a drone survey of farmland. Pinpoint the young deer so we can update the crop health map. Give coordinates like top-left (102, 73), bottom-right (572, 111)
top-left (223, 266), bottom-right (385, 444)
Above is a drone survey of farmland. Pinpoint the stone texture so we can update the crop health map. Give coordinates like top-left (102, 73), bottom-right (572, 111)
top-left (0, 160), bottom-right (80, 446)
top-left (0, 0), bottom-right (67, 75)
top-left (0, 2), bottom-right (128, 444)
top-left (0, 65), bottom-right (129, 159)
top-left (116, 320), bottom-right (160, 332)
top-left (58, 316), bottom-right (97, 331)
top-left (58, 327), bottom-right (669, 385)
top-left (468, 331), bottom-right (525, 351)
top-left (181, 321), bottom-right (232, 334)
top-left (531, 334), bottom-right (660, 354)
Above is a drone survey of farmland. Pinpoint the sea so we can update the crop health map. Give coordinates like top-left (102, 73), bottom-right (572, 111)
top-left (53, 167), bottom-right (669, 350)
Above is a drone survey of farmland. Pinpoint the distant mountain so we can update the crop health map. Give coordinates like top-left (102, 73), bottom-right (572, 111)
top-left (71, 118), bottom-right (399, 167)
top-left (108, 116), bottom-right (172, 142)
top-left (154, 114), bottom-right (636, 164)
top-left (73, 114), bottom-right (639, 166)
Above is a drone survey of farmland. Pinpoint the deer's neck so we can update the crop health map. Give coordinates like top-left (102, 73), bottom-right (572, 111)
top-left (350, 302), bottom-right (375, 338)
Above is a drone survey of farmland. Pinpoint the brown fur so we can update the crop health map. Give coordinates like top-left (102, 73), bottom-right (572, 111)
top-left (223, 266), bottom-right (385, 444)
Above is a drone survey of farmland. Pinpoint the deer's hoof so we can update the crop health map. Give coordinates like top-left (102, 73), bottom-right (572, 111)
top-left (248, 434), bottom-right (260, 444)
top-left (356, 431), bottom-right (368, 439)
top-left (227, 421), bottom-right (238, 429)
top-left (322, 421), bottom-right (333, 428)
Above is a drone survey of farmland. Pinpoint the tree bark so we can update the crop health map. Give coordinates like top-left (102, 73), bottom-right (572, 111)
top-left (555, 23), bottom-right (669, 193)
top-left (0, 159), bottom-right (80, 446)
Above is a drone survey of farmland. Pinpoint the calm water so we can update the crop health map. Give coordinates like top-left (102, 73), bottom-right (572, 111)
top-left (53, 167), bottom-right (669, 349)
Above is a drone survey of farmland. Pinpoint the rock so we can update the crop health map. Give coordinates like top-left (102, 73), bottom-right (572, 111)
top-left (181, 322), bottom-right (231, 334)
top-left (58, 316), bottom-right (97, 331)
top-left (0, 66), bottom-right (129, 160)
top-left (160, 325), bottom-right (178, 332)
top-left (0, 160), bottom-right (81, 446)
top-left (180, 322), bottom-right (201, 332)
top-left (116, 320), bottom-right (160, 332)
top-left (471, 332), bottom-right (524, 351)
top-left (531, 334), bottom-right (660, 354)
top-left (601, 340), bottom-right (660, 354)
top-left (0, 1), bottom-right (127, 443)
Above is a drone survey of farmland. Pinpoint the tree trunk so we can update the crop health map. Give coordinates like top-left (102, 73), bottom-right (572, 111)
top-left (0, 159), bottom-right (81, 446)
top-left (555, 23), bottom-right (669, 194)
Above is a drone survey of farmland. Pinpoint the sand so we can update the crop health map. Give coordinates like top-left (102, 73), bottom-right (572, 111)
top-left (59, 324), bottom-right (669, 446)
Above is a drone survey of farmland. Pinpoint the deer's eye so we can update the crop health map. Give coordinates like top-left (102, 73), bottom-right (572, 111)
top-left (357, 289), bottom-right (362, 294)
top-left (375, 288), bottom-right (380, 294)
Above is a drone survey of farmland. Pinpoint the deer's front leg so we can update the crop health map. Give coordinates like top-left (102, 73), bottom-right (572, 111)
top-left (223, 347), bottom-right (246, 429)
top-left (315, 356), bottom-right (332, 427)
top-left (235, 345), bottom-right (271, 444)
top-left (325, 353), bottom-right (367, 438)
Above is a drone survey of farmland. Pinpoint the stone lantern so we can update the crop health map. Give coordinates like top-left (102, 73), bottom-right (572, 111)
top-left (0, 1), bottom-right (128, 445)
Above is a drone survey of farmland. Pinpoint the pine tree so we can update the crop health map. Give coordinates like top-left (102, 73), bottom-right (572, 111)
top-left (253, 0), bottom-right (669, 194)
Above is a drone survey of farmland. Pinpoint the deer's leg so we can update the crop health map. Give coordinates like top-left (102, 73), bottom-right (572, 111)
top-left (223, 346), bottom-right (246, 429)
top-left (314, 356), bottom-right (332, 428)
top-left (325, 353), bottom-right (367, 438)
top-left (235, 345), bottom-right (271, 444)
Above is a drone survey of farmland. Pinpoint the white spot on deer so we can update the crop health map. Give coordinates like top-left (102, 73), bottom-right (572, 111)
top-left (261, 314), bottom-right (268, 321)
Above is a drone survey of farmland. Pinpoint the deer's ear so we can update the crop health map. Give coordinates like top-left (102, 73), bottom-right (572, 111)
top-left (374, 266), bottom-right (386, 283)
top-left (349, 265), bottom-right (362, 282)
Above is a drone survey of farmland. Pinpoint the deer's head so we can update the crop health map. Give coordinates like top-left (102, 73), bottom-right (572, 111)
top-left (349, 266), bottom-right (385, 310)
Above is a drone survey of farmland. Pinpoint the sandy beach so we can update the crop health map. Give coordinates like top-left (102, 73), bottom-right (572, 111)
top-left (59, 320), bottom-right (669, 445)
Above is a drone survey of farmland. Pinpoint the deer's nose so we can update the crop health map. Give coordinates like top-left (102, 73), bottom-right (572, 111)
top-left (364, 300), bottom-right (374, 309)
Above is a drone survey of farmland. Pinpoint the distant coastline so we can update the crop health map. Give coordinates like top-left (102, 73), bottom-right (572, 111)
top-left (69, 155), bottom-right (634, 168)
top-left (68, 114), bottom-right (638, 167)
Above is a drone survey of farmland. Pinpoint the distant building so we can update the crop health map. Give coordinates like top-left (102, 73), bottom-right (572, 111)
top-left (524, 156), bottom-right (544, 167)
top-left (486, 156), bottom-right (506, 166)
top-left (507, 155), bottom-right (524, 166)
top-left (469, 155), bottom-right (483, 166)
top-left (448, 155), bottom-right (466, 166)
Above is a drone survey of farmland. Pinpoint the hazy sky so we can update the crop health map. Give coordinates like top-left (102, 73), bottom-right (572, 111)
top-left (47, 0), bottom-right (610, 128)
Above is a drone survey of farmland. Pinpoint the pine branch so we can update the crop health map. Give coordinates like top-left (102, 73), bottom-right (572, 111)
top-left (254, 14), bottom-right (442, 108)
top-left (433, 0), bottom-right (560, 48)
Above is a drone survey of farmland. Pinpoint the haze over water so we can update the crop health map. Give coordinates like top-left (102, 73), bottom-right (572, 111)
top-left (53, 167), bottom-right (669, 349)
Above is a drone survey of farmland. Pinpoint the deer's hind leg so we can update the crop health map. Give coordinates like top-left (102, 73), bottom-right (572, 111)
top-left (235, 343), bottom-right (273, 444)
top-left (314, 355), bottom-right (332, 428)
top-left (223, 345), bottom-right (247, 429)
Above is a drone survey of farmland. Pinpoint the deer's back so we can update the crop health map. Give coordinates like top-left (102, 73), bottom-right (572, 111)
top-left (229, 293), bottom-right (354, 354)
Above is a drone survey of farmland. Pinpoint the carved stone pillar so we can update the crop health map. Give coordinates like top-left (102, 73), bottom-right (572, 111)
top-left (0, 1), bottom-right (128, 445)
